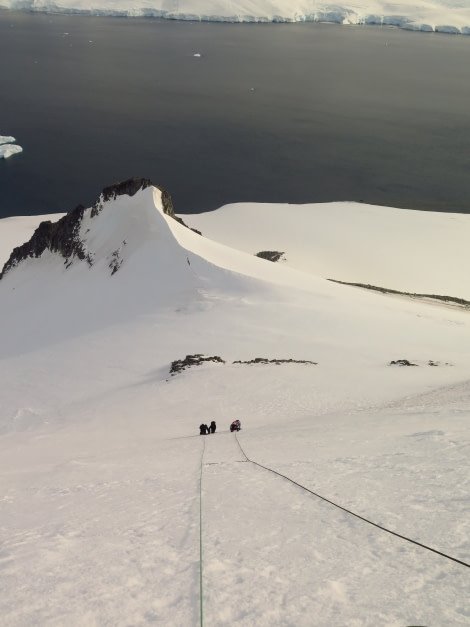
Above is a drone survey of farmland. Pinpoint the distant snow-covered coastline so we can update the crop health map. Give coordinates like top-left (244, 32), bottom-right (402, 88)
top-left (1, 0), bottom-right (470, 35)
top-left (0, 136), bottom-right (23, 160)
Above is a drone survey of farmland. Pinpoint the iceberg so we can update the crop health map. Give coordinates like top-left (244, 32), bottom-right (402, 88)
top-left (0, 135), bottom-right (23, 160)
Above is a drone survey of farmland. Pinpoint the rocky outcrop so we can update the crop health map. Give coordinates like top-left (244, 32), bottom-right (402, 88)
top-left (170, 354), bottom-right (226, 375)
top-left (169, 354), bottom-right (318, 375)
top-left (389, 359), bottom-right (418, 367)
top-left (103, 177), bottom-right (154, 202)
top-left (159, 189), bottom-right (200, 233)
top-left (233, 357), bottom-right (317, 365)
top-left (255, 251), bottom-right (285, 262)
top-left (90, 177), bottom-right (199, 232)
top-left (389, 359), bottom-right (451, 367)
top-left (91, 177), bottom-right (164, 217)
top-left (0, 203), bottom-right (92, 278)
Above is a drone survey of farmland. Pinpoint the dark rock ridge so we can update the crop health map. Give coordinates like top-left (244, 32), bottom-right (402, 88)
top-left (0, 203), bottom-right (92, 278)
top-left (91, 178), bottom-right (170, 218)
top-left (169, 354), bottom-right (317, 375)
top-left (389, 359), bottom-right (418, 367)
top-left (328, 279), bottom-right (470, 309)
top-left (389, 359), bottom-right (451, 367)
top-left (102, 178), bottom-right (154, 203)
top-left (233, 357), bottom-right (317, 365)
top-left (170, 354), bottom-right (226, 375)
top-left (92, 177), bottom-right (198, 232)
top-left (0, 178), bottom-right (191, 280)
top-left (255, 251), bottom-right (285, 262)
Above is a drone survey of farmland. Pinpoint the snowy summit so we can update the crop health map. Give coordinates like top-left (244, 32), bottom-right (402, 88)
top-left (0, 178), bottom-right (469, 625)
top-left (1, 0), bottom-right (470, 34)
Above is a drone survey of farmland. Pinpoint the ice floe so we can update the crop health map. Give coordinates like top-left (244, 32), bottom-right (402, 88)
top-left (0, 136), bottom-right (23, 160)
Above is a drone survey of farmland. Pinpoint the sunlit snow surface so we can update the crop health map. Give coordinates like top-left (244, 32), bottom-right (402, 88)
top-left (0, 190), bottom-right (469, 625)
top-left (0, 135), bottom-right (23, 159)
top-left (1, 0), bottom-right (470, 34)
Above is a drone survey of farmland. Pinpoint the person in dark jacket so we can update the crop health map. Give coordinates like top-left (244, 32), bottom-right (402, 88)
top-left (199, 423), bottom-right (207, 435)
top-left (210, 421), bottom-right (216, 434)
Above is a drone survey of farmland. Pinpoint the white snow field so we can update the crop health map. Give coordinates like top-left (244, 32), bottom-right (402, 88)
top-left (0, 184), bottom-right (469, 625)
top-left (0, 136), bottom-right (23, 160)
top-left (1, 0), bottom-right (470, 34)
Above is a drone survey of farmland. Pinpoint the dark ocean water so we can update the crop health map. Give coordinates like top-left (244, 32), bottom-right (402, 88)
top-left (1, 12), bottom-right (470, 217)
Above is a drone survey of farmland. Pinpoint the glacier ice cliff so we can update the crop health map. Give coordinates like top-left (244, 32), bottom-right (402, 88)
top-left (0, 0), bottom-right (469, 35)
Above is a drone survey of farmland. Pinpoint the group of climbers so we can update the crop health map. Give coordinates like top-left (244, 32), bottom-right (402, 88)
top-left (198, 419), bottom-right (242, 434)
top-left (199, 421), bottom-right (216, 435)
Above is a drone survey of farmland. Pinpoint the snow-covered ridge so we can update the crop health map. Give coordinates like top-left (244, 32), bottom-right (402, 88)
top-left (1, 0), bottom-right (470, 35)
top-left (4, 177), bottom-right (470, 304)
top-left (0, 177), bottom-right (182, 280)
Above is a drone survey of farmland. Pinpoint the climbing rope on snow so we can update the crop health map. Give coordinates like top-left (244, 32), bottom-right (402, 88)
top-left (234, 433), bottom-right (470, 570)
top-left (199, 435), bottom-right (206, 627)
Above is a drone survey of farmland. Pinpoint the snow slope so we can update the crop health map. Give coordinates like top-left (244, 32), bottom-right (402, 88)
top-left (0, 185), bottom-right (469, 625)
top-left (1, 0), bottom-right (470, 34)
top-left (185, 200), bottom-right (470, 300)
